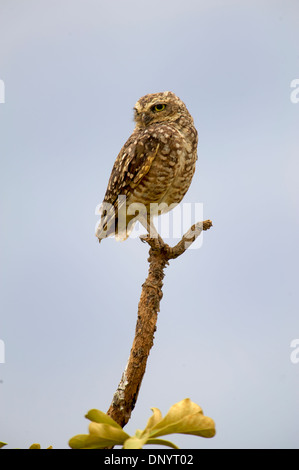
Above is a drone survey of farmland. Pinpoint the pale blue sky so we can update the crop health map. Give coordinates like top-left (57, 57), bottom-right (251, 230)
top-left (0, 0), bottom-right (299, 449)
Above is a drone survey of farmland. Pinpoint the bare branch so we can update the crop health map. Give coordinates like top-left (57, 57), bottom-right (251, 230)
top-left (106, 219), bottom-right (212, 428)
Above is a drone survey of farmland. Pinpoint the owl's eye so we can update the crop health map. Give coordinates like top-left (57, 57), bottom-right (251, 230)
top-left (153, 104), bottom-right (166, 112)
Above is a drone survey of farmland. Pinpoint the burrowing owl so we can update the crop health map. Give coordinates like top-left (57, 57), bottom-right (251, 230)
top-left (96, 91), bottom-right (198, 242)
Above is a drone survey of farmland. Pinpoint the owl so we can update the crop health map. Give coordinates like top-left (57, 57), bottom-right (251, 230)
top-left (96, 91), bottom-right (198, 242)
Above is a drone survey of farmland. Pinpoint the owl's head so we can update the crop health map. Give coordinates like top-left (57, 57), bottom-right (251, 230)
top-left (133, 91), bottom-right (191, 127)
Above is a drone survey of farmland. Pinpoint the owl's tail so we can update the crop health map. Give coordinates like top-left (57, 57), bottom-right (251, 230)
top-left (95, 201), bottom-right (136, 243)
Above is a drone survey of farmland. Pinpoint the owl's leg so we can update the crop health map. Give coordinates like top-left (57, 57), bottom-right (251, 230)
top-left (138, 213), bottom-right (158, 238)
top-left (138, 214), bottom-right (166, 249)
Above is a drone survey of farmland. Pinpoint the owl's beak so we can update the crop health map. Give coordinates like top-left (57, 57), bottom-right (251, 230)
top-left (142, 113), bottom-right (151, 126)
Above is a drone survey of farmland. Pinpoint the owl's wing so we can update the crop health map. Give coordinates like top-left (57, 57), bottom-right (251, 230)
top-left (96, 131), bottom-right (160, 241)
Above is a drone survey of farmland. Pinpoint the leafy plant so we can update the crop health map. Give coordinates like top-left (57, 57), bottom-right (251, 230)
top-left (69, 398), bottom-right (215, 449)
top-left (0, 442), bottom-right (52, 449)
top-left (29, 444), bottom-right (53, 449)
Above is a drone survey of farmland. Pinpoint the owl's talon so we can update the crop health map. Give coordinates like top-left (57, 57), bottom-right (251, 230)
top-left (140, 234), bottom-right (149, 243)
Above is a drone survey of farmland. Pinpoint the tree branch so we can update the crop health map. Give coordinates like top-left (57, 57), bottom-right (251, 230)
top-left (106, 219), bottom-right (213, 428)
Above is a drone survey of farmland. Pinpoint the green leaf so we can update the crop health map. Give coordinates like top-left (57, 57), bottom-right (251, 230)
top-left (144, 407), bottom-right (163, 432)
top-left (89, 422), bottom-right (130, 442)
top-left (29, 443), bottom-right (53, 449)
top-left (149, 398), bottom-right (215, 439)
top-left (0, 442), bottom-right (7, 449)
top-left (123, 434), bottom-right (149, 449)
top-left (69, 433), bottom-right (118, 449)
top-left (69, 418), bottom-right (130, 449)
top-left (85, 409), bottom-right (123, 429)
top-left (146, 438), bottom-right (179, 449)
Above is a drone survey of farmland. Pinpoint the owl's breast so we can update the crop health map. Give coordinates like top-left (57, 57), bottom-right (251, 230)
top-left (128, 122), bottom-right (197, 211)
top-left (158, 124), bottom-right (197, 207)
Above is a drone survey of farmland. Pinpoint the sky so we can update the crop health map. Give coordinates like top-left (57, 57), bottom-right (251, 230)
top-left (0, 0), bottom-right (299, 449)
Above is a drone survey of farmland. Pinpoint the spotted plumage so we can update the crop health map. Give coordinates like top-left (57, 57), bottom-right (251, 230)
top-left (96, 91), bottom-right (198, 242)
